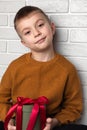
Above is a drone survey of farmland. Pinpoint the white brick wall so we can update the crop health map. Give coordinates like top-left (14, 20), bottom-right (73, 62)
top-left (0, 0), bottom-right (26, 77)
top-left (0, 0), bottom-right (87, 125)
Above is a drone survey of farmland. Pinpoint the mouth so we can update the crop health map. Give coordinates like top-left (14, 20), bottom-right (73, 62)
top-left (35, 37), bottom-right (46, 44)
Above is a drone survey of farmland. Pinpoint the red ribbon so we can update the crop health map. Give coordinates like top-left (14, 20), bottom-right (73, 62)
top-left (4, 96), bottom-right (49, 130)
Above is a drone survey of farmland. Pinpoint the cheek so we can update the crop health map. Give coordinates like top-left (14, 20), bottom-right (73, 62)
top-left (45, 26), bottom-right (53, 35)
top-left (22, 36), bottom-right (32, 43)
top-left (44, 28), bottom-right (52, 36)
top-left (47, 29), bottom-right (54, 39)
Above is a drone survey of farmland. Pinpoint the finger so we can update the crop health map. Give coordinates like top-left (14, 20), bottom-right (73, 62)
top-left (8, 118), bottom-right (16, 126)
top-left (43, 123), bottom-right (51, 130)
top-left (43, 118), bottom-right (52, 130)
top-left (8, 124), bottom-right (16, 130)
top-left (46, 118), bottom-right (52, 124)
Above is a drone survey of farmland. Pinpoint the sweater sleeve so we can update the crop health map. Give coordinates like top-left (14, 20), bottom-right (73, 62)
top-left (0, 64), bottom-right (13, 121)
top-left (54, 66), bottom-right (83, 124)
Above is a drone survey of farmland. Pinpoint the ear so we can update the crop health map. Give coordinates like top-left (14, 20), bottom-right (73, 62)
top-left (51, 22), bottom-right (56, 35)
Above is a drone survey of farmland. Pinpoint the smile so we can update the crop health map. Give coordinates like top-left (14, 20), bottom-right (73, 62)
top-left (35, 37), bottom-right (46, 44)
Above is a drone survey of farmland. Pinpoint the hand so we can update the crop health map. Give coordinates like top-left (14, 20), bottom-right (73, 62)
top-left (8, 119), bottom-right (16, 130)
top-left (43, 117), bottom-right (58, 130)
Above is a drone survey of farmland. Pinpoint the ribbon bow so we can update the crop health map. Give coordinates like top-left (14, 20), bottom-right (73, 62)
top-left (4, 96), bottom-right (49, 130)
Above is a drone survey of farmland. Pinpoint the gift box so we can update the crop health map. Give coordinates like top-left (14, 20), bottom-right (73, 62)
top-left (4, 96), bottom-right (49, 130)
top-left (22, 105), bottom-right (40, 130)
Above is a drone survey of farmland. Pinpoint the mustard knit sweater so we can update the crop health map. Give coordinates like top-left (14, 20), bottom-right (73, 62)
top-left (0, 53), bottom-right (83, 124)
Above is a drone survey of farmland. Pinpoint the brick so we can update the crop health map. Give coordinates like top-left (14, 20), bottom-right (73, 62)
top-left (83, 93), bottom-right (87, 114)
top-left (79, 72), bottom-right (87, 86)
top-left (83, 85), bottom-right (87, 100)
top-left (51, 15), bottom-right (87, 27)
top-left (71, 0), bottom-right (87, 13)
top-left (70, 29), bottom-right (87, 42)
top-left (0, 15), bottom-right (8, 26)
top-left (54, 29), bottom-right (68, 42)
top-left (0, 65), bottom-right (7, 77)
top-left (0, 0), bottom-right (25, 13)
top-left (0, 41), bottom-right (7, 52)
top-left (10, 15), bottom-right (15, 27)
top-left (27, 0), bottom-right (69, 13)
top-left (61, 56), bottom-right (87, 89)
top-left (7, 41), bottom-right (29, 53)
top-left (77, 110), bottom-right (87, 125)
top-left (0, 28), bottom-right (19, 40)
top-left (67, 57), bottom-right (87, 71)
top-left (0, 53), bottom-right (21, 65)
top-left (56, 43), bottom-right (87, 57)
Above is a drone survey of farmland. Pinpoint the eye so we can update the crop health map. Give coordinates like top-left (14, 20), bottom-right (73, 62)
top-left (24, 31), bottom-right (31, 35)
top-left (38, 23), bottom-right (44, 27)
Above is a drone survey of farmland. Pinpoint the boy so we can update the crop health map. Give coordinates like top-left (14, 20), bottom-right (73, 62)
top-left (0, 6), bottom-right (87, 130)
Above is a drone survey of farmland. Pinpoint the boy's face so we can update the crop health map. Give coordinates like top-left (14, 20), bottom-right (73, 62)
top-left (16, 11), bottom-right (55, 53)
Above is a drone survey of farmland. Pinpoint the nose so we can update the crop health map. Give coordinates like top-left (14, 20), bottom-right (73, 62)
top-left (33, 28), bottom-right (41, 37)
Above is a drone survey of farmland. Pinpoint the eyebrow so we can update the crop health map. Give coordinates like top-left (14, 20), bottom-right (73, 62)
top-left (22, 27), bottom-right (30, 33)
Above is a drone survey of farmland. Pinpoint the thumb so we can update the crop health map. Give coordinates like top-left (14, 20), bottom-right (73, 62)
top-left (46, 118), bottom-right (52, 124)
top-left (43, 118), bottom-right (52, 130)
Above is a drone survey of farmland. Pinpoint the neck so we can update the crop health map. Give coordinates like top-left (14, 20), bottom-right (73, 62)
top-left (31, 48), bottom-right (55, 62)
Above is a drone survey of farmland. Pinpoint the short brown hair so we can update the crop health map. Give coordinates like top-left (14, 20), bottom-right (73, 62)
top-left (14, 6), bottom-right (50, 30)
